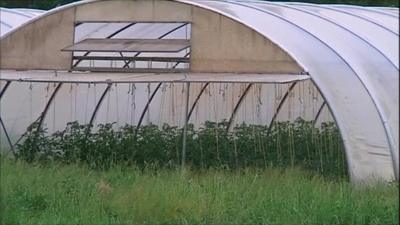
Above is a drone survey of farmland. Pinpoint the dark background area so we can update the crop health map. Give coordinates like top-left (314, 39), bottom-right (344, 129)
top-left (0, 0), bottom-right (399, 9)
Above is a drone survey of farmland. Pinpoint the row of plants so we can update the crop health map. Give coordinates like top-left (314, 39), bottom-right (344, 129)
top-left (15, 118), bottom-right (348, 179)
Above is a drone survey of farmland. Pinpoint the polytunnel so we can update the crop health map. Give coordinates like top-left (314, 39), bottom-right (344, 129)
top-left (0, 0), bottom-right (398, 183)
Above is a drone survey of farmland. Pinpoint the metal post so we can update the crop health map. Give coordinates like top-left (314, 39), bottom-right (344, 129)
top-left (182, 82), bottom-right (190, 170)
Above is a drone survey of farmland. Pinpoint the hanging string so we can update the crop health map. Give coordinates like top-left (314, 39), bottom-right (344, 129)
top-left (254, 84), bottom-right (264, 167)
top-left (213, 84), bottom-right (220, 162)
top-left (106, 85), bottom-right (111, 122)
top-left (219, 83), bottom-right (224, 122)
top-left (298, 81), bottom-right (305, 120)
top-left (125, 84), bottom-right (131, 125)
top-left (158, 83), bottom-right (167, 126)
top-left (74, 84), bottom-right (78, 122)
top-left (115, 83), bottom-right (120, 128)
top-left (223, 83), bottom-right (229, 124)
top-left (207, 84), bottom-right (212, 122)
top-left (251, 84), bottom-right (257, 163)
top-left (194, 84), bottom-right (202, 128)
top-left (45, 83), bottom-right (50, 98)
top-left (147, 83), bottom-right (151, 125)
top-left (69, 84), bottom-right (73, 122)
top-left (214, 82), bottom-right (220, 119)
top-left (179, 83), bottom-right (185, 127)
top-left (230, 83), bottom-right (235, 123)
top-left (94, 83), bottom-right (97, 109)
top-left (43, 83), bottom-right (50, 126)
top-left (29, 83), bottom-right (33, 124)
top-left (170, 83), bottom-right (175, 125)
top-left (84, 83), bottom-right (90, 124)
top-left (52, 83), bottom-right (56, 132)
top-left (131, 83), bottom-right (136, 126)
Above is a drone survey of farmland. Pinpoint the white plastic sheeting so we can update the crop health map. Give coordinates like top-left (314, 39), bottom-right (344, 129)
top-left (0, 0), bottom-right (398, 182)
top-left (0, 8), bottom-right (44, 36)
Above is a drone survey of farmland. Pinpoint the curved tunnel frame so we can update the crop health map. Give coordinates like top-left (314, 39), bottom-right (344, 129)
top-left (179, 0), bottom-right (398, 182)
top-left (0, 0), bottom-right (398, 183)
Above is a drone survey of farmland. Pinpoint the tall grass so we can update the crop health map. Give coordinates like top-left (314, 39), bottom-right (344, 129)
top-left (15, 118), bottom-right (347, 179)
top-left (1, 159), bottom-right (398, 225)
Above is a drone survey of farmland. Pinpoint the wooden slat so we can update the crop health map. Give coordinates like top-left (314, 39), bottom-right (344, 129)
top-left (73, 56), bottom-right (190, 63)
top-left (72, 67), bottom-right (189, 73)
top-left (63, 38), bottom-right (190, 53)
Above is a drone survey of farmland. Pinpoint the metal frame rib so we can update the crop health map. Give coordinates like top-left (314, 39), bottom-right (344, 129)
top-left (88, 83), bottom-right (113, 127)
top-left (227, 83), bottom-right (254, 132)
top-left (0, 117), bottom-right (14, 155)
top-left (134, 48), bottom-right (191, 136)
top-left (0, 81), bottom-right (14, 155)
top-left (186, 83), bottom-right (210, 123)
top-left (267, 82), bottom-right (298, 135)
top-left (0, 81), bottom-right (12, 99)
top-left (313, 101), bottom-right (327, 127)
top-left (13, 82), bottom-right (63, 147)
top-left (223, 0), bottom-right (398, 182)
top-left (36, 83), bottom-right (63, 131)
top-left (134, 82), bottom-right (163, 137)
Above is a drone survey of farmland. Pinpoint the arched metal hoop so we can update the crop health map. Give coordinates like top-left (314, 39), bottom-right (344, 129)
top-left (267, 82), bottom-right (298, 135)
top-left (227, 83), bottom-right (254, 132)
top-left (89, 83), bottom-right (113, 128)
top-left (13, 82), bottom-right (63, 148)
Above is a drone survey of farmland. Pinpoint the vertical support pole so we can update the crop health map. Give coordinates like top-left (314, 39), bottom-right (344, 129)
top-left (182, 82), bottom-right (190, 170)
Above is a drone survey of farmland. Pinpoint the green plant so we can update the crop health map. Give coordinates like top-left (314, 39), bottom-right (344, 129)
top-left (0, 159), bottom-right (398, 225)
top-left (15, 118), bottom-right (347, 179)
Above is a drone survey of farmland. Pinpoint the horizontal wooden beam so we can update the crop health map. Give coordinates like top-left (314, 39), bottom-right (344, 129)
top-left (72, 67), bottom-right (189, 73)
top-left (73, 56), bottom-right (190, 63)
top-left (0, 70), bottom-right (310, 84)
top-left (63, 38), bottom-right (191, 53)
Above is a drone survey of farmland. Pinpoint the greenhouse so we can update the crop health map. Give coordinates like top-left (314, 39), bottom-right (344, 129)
top-left (0, 0), bottom-right (398, 183)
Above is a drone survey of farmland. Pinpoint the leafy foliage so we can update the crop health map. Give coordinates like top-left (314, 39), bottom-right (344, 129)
top-left (16, 119), bottom-right (347, 179)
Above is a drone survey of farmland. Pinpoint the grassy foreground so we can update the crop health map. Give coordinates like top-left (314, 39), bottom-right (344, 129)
top-left (1, 159), bottom-right (398, 225)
